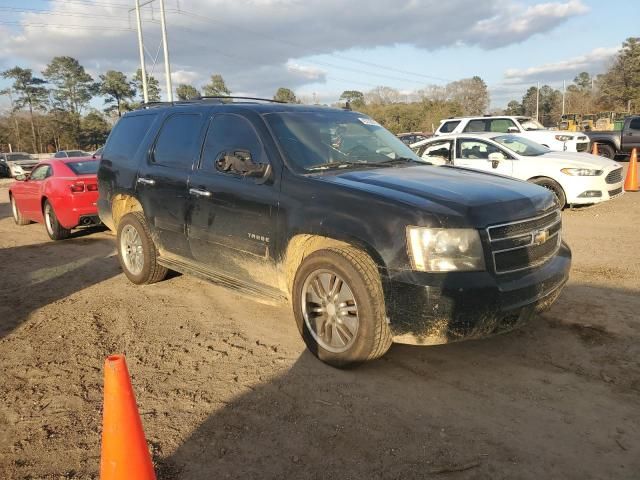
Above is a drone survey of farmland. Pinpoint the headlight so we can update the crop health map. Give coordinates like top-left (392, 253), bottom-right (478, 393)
top-left (561, 168), bottom-right (603, 176)
top-left (407, 227), bottom-right (485, 272)
top-left (555, 135), bottom-right (574, 142)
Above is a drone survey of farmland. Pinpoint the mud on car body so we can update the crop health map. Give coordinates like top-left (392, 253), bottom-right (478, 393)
top-left (98, 98), bottom-right (571, 367)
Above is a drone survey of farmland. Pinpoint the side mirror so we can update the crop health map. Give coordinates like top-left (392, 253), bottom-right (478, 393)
top-left (507, 126), bottom-right (519, 133)
top-left (15, 174), bottom-right (27, 181)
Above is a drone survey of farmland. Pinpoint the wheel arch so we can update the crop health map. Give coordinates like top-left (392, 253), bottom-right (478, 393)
top-left (110, 194), bottom-right (144, 230)
top-left (281, 233), bottom-right (386, 296)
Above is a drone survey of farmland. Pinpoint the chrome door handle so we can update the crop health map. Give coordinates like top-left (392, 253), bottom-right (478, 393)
top-left (189, 188), bottom-right (212, 198)
top-left (137, 177), bottom-right (156, 185)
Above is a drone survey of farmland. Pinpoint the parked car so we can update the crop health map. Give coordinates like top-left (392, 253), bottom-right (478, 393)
top-left (584, 115), bottom-right (640, 159)
top-left (397, 132), bottom-right (429, 146)
top-left (0, 152), bottom-right (38, 177)
top-left (98, 99), bottom-right (570, 367)
top-left (435, 116), bottom-right (591, 153)
top-left (9, 158), bottom-right (101, 240)
top-left (413, 133), bottom-right (623, 209)
top-left (53, 150), bottom-right (91, 158)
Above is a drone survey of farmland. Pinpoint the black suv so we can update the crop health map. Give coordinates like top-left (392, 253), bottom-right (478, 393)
top-left (98, 99), bottom-right (571, 367)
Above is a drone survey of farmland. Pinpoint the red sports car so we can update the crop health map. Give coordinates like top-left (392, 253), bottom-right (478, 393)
top-left (9, 157), bottom-right (101, 240)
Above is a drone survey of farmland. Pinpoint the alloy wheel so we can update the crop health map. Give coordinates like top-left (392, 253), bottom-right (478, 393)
top-left (301, 269), bottom-right (359, 353)
top-left (120, 224), bottom-right (144, 275)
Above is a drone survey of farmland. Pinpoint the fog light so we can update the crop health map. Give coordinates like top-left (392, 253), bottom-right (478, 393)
top-left (577, 190), bottom-right (602, 198)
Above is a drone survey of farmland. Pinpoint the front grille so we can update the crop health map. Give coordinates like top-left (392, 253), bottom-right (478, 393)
top-left (605, 168), bottom-right (622, 184)
top-left (576, 142), bottom-right (590, 152)
top-left (608, 187), bottom-right (623, 197)
top-left (487, 210), bottom-right (562, 274)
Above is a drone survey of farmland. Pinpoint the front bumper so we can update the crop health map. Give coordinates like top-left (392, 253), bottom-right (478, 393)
top-left (385, 242), bottom-right (571, 345)
top-left (563, 168), bottom-right (624, 205)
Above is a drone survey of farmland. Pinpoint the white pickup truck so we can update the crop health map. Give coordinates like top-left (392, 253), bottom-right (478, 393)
top-left (413, 132), bottom-right (623, 209)
top-left (434, 116), bottom-right (590, 153)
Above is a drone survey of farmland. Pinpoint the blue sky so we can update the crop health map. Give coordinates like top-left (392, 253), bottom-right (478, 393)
top-left (0, 0), bottom-right (638, 109)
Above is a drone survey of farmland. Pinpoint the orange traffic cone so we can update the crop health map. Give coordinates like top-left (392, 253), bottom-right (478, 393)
top-left (591, 142), bottom-right (599, 155)
top-left (100, 354), bottom-right (156, 480)
top-left (624, 148), bottom-right (639, 192)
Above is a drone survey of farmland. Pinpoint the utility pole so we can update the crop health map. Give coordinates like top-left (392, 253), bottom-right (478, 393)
top-left (159, 0), bottom-right (173, 101)
top-left (562, 80), bottom-right (566, 116)
top-left (535, 81), bottom-right (540, 122)
top-left (134, 0), bottom-right (149, 103)
top-left (130, 0), bottom-right (173, 102)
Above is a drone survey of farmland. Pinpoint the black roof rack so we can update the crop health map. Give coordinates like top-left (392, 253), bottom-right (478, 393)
top-left (140, 96), bottom-right (286, 109)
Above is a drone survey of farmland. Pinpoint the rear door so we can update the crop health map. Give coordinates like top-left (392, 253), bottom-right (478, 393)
top-left (136, 112), bottom-right (206, 257)
top-left (623, 117), bottom-right (640, 151)
top-left (453, 138), bottom-right (514, 176)
top-left (187, 112), bottom-right (280, 287)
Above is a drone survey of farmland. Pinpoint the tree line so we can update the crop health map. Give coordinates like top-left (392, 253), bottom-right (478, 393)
top-left (0, 56), bottom-right (302, 154)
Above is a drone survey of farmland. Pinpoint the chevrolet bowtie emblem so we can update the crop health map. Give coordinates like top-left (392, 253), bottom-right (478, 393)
top-left (532, 229), bottom-right (549, 246)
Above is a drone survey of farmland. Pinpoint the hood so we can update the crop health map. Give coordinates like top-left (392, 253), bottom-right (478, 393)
top-left (314, 165), bottom-right (556, 228)
top-left (539, 151), bottom-right (620, 170)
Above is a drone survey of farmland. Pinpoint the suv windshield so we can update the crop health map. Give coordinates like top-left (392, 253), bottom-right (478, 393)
top-left (266, 111), bottom-right (424, 171)
top-left (517, 118), bottom-right (545, 131)
top-left (493, 135), bottom-right (550, 156)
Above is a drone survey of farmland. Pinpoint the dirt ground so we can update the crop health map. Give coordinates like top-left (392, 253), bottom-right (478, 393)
top-left (0, 167), bottom-right (639, 480)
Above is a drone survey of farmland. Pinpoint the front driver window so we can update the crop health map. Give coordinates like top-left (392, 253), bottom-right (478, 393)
top-left (459, 140), bottom-right (503, 160)
top-left (29, 165), bottom-right (51, 180)
top-left (201, 114), bottom-right (267, 176)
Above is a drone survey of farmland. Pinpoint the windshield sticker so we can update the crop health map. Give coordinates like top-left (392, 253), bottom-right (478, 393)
top-left (358, 117), bottom-right (381, 127)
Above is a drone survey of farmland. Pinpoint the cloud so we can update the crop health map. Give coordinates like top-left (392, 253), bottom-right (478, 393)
top-left (503, 46), bottom-right (620, 83)
top-left (468, 0), bottom-right (589, 48)
top-left (0, 0), bottom-right (589, 97)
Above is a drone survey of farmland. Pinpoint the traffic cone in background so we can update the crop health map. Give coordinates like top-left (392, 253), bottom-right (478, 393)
top-left (100, 354), bottom-right (156, 480)
top-left (591, 142), bottom-right (599, 155)
top-left (624, 148), bottom-right (639, 192)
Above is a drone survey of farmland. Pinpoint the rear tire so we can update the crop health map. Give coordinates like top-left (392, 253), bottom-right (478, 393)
top-left (292, 246), bottom-right (392, 368)
top-left (530, 178), bottom-right (567, 210)
top-left (116, 211), bottom-right (168, 285)
top-left (596, 144), bottom-right (615, 159)
top-left (10, 195), bottom-right (30, 226)
top-left (44, 200), bottom-right (71, 240)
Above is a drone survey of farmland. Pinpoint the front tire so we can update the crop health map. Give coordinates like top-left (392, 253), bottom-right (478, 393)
top-left (530, 178), bottom-right (567, 210)
top-left (44, 200), bottom-right (71, 240)
top-left (116, 212), bottom-right (167, 285)
top-left (292, 246), bottom-right (392, 368)
top-left (10, 195), bottom-right (30, 226)
top-left (596, 144), bottom-right (615, 159)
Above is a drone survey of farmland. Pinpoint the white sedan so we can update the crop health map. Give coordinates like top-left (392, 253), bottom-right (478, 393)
top-left (411, 133), bottom-right (623, 208)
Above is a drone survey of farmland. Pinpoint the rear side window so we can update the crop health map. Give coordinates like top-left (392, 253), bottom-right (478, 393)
top-left (104, 114), bottom-right (155, 164)
top-left (153, 114), bottom-right (203, 169)
top-left (439, 121), bottom-right (460, 133)
top-left (463, 120), bottom-right (488, 132)
top-left (67, 160), bottom-right (98, 175)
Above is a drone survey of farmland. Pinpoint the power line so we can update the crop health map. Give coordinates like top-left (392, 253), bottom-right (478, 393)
top-left (0, 20), bottom-right (134, 31)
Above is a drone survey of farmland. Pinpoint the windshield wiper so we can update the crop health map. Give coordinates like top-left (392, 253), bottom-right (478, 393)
top-left (376, 157), bottom-right (427, 165)
top-left (306, 161), bottom-right (373, 172)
